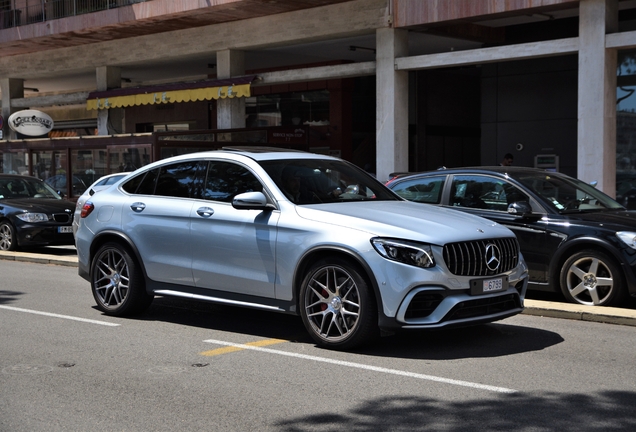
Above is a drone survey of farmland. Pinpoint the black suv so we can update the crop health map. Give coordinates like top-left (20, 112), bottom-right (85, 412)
top-left (387, 167), bottom-right (636, 307)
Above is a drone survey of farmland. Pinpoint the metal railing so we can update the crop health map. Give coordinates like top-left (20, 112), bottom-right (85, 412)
top-left (0, 0), bottom-right (148, 29)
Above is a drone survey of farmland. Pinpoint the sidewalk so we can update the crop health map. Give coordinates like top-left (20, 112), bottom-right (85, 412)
top-left (2, 248), bottom-right (636, 327)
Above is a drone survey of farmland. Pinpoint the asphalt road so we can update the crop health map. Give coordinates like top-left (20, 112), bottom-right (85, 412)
top-left (2, 260), bottom-right (636, 431)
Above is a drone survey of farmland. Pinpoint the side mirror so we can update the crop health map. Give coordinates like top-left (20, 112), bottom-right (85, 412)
top-left (508, 201), bottom-right (533, 216)
top-left (232, 191), bottom-right (274, 210)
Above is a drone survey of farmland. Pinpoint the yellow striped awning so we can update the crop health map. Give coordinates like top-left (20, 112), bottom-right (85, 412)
top-left (86, 75), bottom-right (256, 110)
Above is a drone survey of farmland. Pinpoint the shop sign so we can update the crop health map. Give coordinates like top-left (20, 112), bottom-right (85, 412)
top-left (8, 110), bottom-right (54, 136)
top-left (268, 128), bottom-right (306, 145)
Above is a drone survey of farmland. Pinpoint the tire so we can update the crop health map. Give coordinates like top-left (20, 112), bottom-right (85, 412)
top-left (559, 249), bottom-right (627, 306)
top-left (299, 257), bottom-right (378, 349)
top-left (0, 221), bottom-right (17, 251)
top-left (91, 242), bottom-right (153, 316)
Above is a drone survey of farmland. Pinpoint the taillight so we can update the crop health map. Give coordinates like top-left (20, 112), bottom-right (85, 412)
top-left (80, 202), bottom-right (94, 218)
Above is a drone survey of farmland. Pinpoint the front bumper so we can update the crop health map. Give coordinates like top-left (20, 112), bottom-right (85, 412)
top-left (15, 222), bottom-right (75, 247)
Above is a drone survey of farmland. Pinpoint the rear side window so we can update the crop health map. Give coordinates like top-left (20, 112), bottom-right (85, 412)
top-left (122, 169), bottom-right (159, 195)
top-left (203, 161), bottom-right (262, 202)
top-left (121, 161), bottom-right (206, 197)
top-left (392, 176), bottom-right (446, 204)
top-left (155, 161), bottom-right (205, 198)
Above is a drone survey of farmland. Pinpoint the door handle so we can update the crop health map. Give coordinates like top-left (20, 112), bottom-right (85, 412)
top-left (131, 202), bottom-right (146, 212)
top-left (196, 207), bottom-right (215, 217)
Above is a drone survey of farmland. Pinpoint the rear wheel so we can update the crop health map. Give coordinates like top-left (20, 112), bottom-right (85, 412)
top-left (559, 249), bottom-right (627, 306)
top-left (0, 221), bottom-right (17, 251)
top-left (299, 257), bottom-right (378, 349)
top-left (91, 242), bottom-right (153, 316)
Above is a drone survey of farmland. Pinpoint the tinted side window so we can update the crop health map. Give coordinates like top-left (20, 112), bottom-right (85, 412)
top-left (392, 176), bottom-right (446, 204)
top-left (203, 161), bottom-right (262, 202)
top-left (155, 161), bottom-right (206, 198)
top-left (121, 169), bottom-right (159, 195)
top-left (451, 175), bottom-right (527, 212)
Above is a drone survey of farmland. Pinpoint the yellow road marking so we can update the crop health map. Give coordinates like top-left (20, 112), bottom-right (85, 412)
top-left (200, 338), bottom-right (288, 357)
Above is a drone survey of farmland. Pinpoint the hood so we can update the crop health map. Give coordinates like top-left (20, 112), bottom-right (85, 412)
top-left (561, 209), bottom-right (636, 231)
top-left (1, 198), bottom-right (75, 214)
top-left (295, 201), bottom-right (513, 245)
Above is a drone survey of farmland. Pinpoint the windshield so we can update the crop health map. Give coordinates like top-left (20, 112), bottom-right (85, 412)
top-left (260, 159), bottom-right (398, 204)
top-left (514, 173), bottom-right (623, 213)
top-left (0, 177), bottom-right (62, 200)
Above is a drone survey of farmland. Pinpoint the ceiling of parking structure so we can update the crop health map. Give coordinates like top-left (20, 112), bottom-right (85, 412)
top-left (19, 31), bottom-right (484, 96)
top-left (0, 0), bottom-right (354, 57)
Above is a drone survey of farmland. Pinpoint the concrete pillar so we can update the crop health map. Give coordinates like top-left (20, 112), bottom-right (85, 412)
top-left (578, 0), bottom-right (618, 196)
top-left (1, 78), bottom-right (24, 140)
top-left (376, 28), bottom-right (409, 182)
top-left (216, 49), bottom-right (246, 129)
top-left (96, 66), bottom-right (123, 135)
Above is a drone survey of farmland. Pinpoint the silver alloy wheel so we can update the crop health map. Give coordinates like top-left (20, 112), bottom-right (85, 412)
top-left (93, 247), bottom-right (131, 309)
top-left (564, 255), bottom-right (614, 306)
top-left (0, 222), bottom-right (15, 251)
top-left (303, 265), bottom-right (361, 343)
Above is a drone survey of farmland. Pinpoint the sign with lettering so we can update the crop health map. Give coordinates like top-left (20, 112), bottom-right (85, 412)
top-left (8, 110), bottom-right (54, 136)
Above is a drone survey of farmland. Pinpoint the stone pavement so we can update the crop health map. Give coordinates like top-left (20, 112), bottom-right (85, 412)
top-left (2, 247), bottom-right (635, 328)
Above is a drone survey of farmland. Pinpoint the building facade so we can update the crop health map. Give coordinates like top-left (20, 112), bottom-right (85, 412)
top-left (1, 0), bottom-right (635, 200)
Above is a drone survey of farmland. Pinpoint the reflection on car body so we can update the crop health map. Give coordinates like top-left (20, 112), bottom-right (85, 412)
top-left (75, 149), bottom-right (528, 350)
top-left (72, 172), bottom-right (131, 237)
top-left (387, 167), bottom-right (636, 307)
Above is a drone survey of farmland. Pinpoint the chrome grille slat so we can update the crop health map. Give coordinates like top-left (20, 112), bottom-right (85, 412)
top-left (443, 237), bottom-right (519, 277)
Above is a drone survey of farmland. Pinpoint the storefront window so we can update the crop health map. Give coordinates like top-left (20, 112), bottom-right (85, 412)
top-left (616, 49), bottom-right (636, 206)
top-left (32, 150), bottom-right (74, 196)
top-left (109, 145), bottom-right (151, 173)
top-left (72, 149), bottom-right (108, 192)
top-left (245, 90), bottom-right (330, 128)
top-left (1, 151), bottom-right (29, 175)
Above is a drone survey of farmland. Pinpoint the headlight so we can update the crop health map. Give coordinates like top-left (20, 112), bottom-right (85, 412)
top-left (617, 231), bottom-right (636, 249)
top-left (371, 238), bottom-right (435, 268)
top-left (16, 212), bottom-right (49, 223)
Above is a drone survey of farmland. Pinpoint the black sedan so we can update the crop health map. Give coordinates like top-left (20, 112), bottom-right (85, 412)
top-left (0, 174), bottom-right (75, 251)
top-left (386, 167), bottom-right (636, 307)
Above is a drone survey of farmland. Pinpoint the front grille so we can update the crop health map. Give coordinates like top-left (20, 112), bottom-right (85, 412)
top-left (405, 292), bottom-right (444, 319)
top-left (52, 213), bottom-right (71, 223)
top-left (443, 237), bottom-right (519, 276)
top-left (443, 294), bottom-right (520, 322)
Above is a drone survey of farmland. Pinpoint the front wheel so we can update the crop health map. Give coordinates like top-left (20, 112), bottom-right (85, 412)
top-left (91, 242), bottom-right (153, 316)
top-left (559, 249), bottom-right (627, 306)
top-left (299, 257), bottom-right (378, 349)
top-left (0, 221), bottom-right (17, 251)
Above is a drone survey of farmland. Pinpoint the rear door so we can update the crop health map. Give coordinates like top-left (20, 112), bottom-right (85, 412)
top-left (121, 161), bottom-right (205, 286)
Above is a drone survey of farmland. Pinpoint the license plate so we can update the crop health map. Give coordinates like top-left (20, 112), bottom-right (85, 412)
top-left (470, 276), bottom-right (508, 295)
top-left (58, 226), bottom-right (73, 233)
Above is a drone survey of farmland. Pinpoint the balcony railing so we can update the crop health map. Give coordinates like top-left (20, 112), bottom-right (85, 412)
top-left (0, 0), bottom-right (148, 30)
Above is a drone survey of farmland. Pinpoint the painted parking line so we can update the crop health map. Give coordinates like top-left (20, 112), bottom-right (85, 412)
top-left (203, 338), bottom-right (517, 394)
top-left (201, 338), bottom-right (288, 356)
top-left (0, 305), bottom-right (120, 327)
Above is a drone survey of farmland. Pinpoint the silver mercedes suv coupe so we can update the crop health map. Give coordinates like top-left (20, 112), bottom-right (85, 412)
top-left (75, 148), bottom-right (528, 349)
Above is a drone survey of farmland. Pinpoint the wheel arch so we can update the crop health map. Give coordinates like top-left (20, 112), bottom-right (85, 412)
top-left (293, 246), bottom-right (385, 320)
top-left (89, 231), bottom-right (149, 286)
top-left (549, 236), bottom-right (630, 289)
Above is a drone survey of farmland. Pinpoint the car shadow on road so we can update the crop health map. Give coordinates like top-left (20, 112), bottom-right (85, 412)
top-left (274, 390), bottom-right (636, 431)
top-left (132, 296), bottom-right (563, 361)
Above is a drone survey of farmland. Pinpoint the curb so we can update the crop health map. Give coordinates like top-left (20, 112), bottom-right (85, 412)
top-left (523, 299), bottom-right (636, 327)
top-left (2, 251), bottom-right (636, 327)
top-left (0, 251), bottom-right (78, 268)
